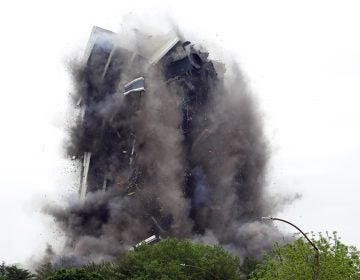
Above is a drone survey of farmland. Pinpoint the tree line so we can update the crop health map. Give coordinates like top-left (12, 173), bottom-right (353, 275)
top-left (1, 233), bottom-right (359, 279)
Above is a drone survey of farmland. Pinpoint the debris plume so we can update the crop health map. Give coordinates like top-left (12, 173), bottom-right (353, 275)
top-left (45, 24), bottom-right (286, 265)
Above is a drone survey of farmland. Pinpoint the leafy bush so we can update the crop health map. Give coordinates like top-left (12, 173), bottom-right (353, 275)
top-left (113, 238), bottom-right (241, 279)
top-left (249, 232), bottom-right (360, 280)
top-left (44, 268), bottom-right (104, 280)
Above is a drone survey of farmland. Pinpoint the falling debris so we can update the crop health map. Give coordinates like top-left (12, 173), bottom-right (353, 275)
top-left (45, 24), bottom-right (287, 266)
top-left (123, 77), bottom-right (145, 96)
top-left (134, 235), bottom-right (161, 249)
top-left (79, 151), bottom-right (91, 200)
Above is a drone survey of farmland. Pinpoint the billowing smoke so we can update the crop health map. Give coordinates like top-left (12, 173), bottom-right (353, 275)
top-left (44, 24), bottom-right (288, 266)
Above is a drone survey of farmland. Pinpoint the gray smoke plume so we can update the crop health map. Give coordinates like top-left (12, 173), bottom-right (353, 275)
top-left (44, 25), bottom-right (290, 266)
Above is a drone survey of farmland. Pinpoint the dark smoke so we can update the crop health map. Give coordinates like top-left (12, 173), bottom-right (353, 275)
top-left (44, 25), bottom-right (289, 266)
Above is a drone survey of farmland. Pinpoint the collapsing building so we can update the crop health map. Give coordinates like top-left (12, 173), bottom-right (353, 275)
top-left (75, 26), bottom-right (223, 235)
top-left (52, 24), bottom-right (283, 263)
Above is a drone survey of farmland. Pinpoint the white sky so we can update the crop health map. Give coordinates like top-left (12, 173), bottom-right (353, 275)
top-left (0, 0), bottom-right (359, 265)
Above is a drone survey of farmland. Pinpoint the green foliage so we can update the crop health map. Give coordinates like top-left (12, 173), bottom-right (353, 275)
top-left (81, 262), bottom-right (118, 279)
top-left (35, 263), bottom-right (57, 280)
top-left (34, 239), bottom-right (240, 279)
top-left (239, 257), bottom-right (260, 279)
top-left (113, 238), bottom-right (241, 280)
top-left (249, 232), bottom-right (360, 280)
top-left (0, 262), bottom-right (35, 280)
top-left (44, 268), bottom-right (104, 280)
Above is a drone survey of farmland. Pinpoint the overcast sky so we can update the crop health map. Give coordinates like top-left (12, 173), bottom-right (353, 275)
top-left (0, 0), bottom-right (359, 265)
